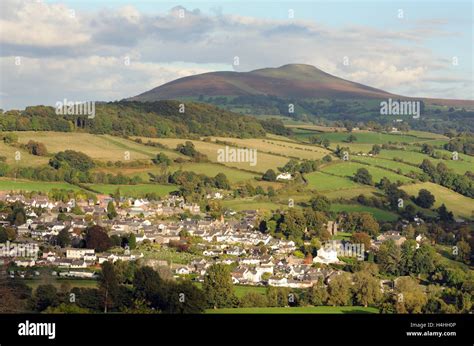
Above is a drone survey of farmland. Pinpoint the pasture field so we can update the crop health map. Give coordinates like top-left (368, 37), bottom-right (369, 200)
top-left (0, 141), bottom-right (49, 167)
top-left (323, 186), bottom-right (379, 200)
top-left (400, 182), bottom-right (474, 219)
top-left (311, 131), bottom-right (422, 144)
top-left (11, 131), bottom-right (185, 162)
top-left (93, 166), bottom-right (157, 181)
top-left (211, 137), bottom-right (331, 160)
top-left (320, 161), bottom-right (412, 184)
top-left (353, 156), bottom-right (423, 175)
top-left (378, 149), bottom-right (473, 175)
top-left (194, 283), bottom-right (267, 298)
top-left (137, 138), bottom-right (289, 173)
top-left (406, 130), bottom-right (449, 140)
top-left (329, 142), bottom-right (375, 153)
top-left (305, 171), bottom-right (360, 190)
top-left (205, 306), bottom-right (379, 314)
top-left (85, 183), bottom-right (178, 197)
top-left (0, 178), bottom-right (81, 192)
top-left (170, 162), bottom-right (258, 183)
top-left (285, 124), bottom-right (346, 132)
top-left (221, 198), bottom-right (285, 211)
top-left (330, 203), bottom-right (399, 221)
top-left (265, 133), bottom-right (299, 142)
top-left (93, 162), bottom-right (258, 185)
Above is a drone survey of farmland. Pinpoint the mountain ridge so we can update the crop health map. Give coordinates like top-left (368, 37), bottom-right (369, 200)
top-left (128, 64), bottom-right (473, 107)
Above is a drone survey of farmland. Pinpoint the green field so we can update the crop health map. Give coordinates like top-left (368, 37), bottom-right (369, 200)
top-left (170, 162), bottom-right (258, 184)
top-left (0, 141), bottom-right (50, 167)
top-left (206, 306), bottom-right (379, 314)
top-left (211, 136), bottom-right (331, 160)
top-left (406, 130), bottom-right (449, 140)
top-left (311, 131), bottom-right (423, 144)
top-left (221, 198), bottom-right (285, 211)
top-left (354, 156), bottom-right (423, 175)
top-left (330, 203), bottom-right (399, 221)
top-left (137, 137), bottom-right (289, 173)
top-left (400, 182), bottom-right (474, 219)
top-left (378, 149), bottom-right (473, 175)
top-left (323, 186), bottom-right (379, 200)
top-left (86, 183), bottom-right (178, 197)
top-left (194, 283), bottom-right (267, 298)
top-left (321, 161), bottom-right (412, 184)
top-left (98, 162), bottom-right (259, 185)
top-left (305, 171), bottom-right (360, 191)
top-left (0, 178), bottom-right (81, 192)
top-left (10, 131), bottom-right (186, 162)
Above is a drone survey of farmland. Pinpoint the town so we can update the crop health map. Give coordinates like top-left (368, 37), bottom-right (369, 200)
top-left (0, 190), bottom-right (438, 294)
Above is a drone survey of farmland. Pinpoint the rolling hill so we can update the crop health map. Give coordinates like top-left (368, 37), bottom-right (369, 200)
top-left (129, 64), bottom-right (474, 108)
top-left (130, 64), bottom-right (396, 101)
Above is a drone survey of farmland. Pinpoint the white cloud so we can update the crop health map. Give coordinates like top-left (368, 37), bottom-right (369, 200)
top-left (0, 0), bottom-right (471, 108)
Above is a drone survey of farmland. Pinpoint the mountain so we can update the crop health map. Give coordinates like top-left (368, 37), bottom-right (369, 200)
top-left (128, 64), bottom-right (473, 107)
top-left (129, 64), bottom-right (395, 101)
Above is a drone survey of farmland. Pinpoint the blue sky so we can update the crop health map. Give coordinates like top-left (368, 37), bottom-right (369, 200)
top-left (1, 0), bottom-right (472, 109)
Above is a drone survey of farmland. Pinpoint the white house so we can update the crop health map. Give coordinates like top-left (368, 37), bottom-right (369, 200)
top-left (313, 246), bottom-right (339, 264)
top-left (276, 172), bottom-right (292, 180)
top-left (268, 277), bottom-right (288, 287)
top-left (66, 248), bottom-right (95, 259)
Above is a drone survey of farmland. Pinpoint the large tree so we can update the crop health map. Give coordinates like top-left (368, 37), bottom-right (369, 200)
top-left (85, 225), bottom-right (112, 252)
top-left (327, 273), bottom-right (352, 306)
top-left (377, 240), bottom-right (401, 276)
top-left (310, 195), bottom-right (331, 212)
top-left (34, 284), bottom-right (58, 312)
top-left (56, 228), bottom-right (71, 248)
top-left (415, 189), bottom-right (435, 209)
top-left (400, 239), bottom-right (417, 275)
top-left (353, 168), bottom-right (373, 185)
top-left (98, 262), bottom-right (120, 313)
top-left (352, 271), bottom-right (382, 307)
top-left (202, 264), bottom-right (237, 308)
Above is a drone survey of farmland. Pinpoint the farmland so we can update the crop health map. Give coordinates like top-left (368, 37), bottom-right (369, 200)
top-left (221, 198), bottom-right (285, 212)
top-left (377, 149), bottom-right (473, 175)
top-left (10, 131), bottom-right (185, 162)
top-left (135, 137), bottom-right (289, 173)
top-left (305, 171), bottom-right (360, 191)
top-left (320, 161), bottom-right (413, 184)
top-left (306, 131), bottom-right (423, 144)
top-left (0, 141), bottom-right (49, 167)
top-left (1, 128), bottom-right (472, 221)
top-left (85, 183), bottom-right (178, 197)
top-left (400, 182), bottom-right (474, 219)
top-left (0, 178), bottom-right (81, 192)
top-left (353, 156), bottom-right (423, 175)
top-left (330, 203), bottom-right (399, 222)
top-left (211, 136), bottom-right (331, 160)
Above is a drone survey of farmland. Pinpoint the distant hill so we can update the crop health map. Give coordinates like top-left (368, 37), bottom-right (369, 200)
top-left (130, 64), bottom-right (393, 101)
top-left (129, 64), bottom-right (474, 108)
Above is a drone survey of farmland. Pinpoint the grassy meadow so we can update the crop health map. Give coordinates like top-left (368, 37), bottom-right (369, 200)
top-left (400, 182), bottom-right (474, 219)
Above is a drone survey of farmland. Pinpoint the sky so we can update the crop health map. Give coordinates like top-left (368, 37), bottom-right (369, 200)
top-left (0, 0), bottom-right (472, 109)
